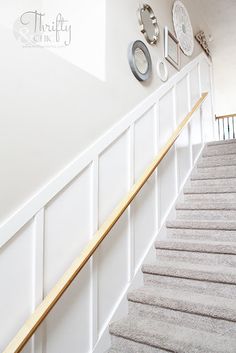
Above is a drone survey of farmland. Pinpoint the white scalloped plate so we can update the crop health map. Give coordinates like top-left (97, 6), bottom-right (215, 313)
top-left (172, 0), bottom-right (194, 57)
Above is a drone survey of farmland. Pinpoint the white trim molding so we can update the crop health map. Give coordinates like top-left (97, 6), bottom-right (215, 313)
top-left (0, 52), bottom-right (214, 353)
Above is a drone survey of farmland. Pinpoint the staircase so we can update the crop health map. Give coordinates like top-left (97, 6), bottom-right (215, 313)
top-left (108, 139), bottom-right (236, 353)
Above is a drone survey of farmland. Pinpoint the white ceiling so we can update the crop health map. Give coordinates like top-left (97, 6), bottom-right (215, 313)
top-left (197, 0), bottom-right (236, 115)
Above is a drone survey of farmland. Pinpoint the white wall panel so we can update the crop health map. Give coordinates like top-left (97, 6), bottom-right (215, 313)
top-left (44, 264), bottom-right (91, 353)
top-left (176, 76), bottom-right (189, 124)
top-left (44, 165), bottom-right (92, 292)
top-left (200, 60), bottom-right (211, 93)
top-left (134, 109), bottom-right (156, 179)
top-left (200, 60), bottom-right (214, 141)
top-left (43, 166), bottom-right (92, 353)
top-left (133, 108), bottom-right (157, 270)
top-left (191, 110), bottom-right (202, 162)
top-left (190, 66), bottom-right (200, 106)
top-left (158, 147), bottom-right (176, 223)
top-left (98, 132), bottom-right (129, 222)
top-left (159, 90), bottom-right (175, 147)
top-left (97, 132), bottom-right (129, 334)
top-left (0, 221), bottom-right (33, 352)
top-left (176, 125), bottom-right (191, 189)
top-left (175, 78), bottom-right (191, 188)
top-left (202, 97), bottom-right (214, 142)
top-left (0, 54), bottom-right (214, 353)
top-left (158, 90), bottom-right (176, 223)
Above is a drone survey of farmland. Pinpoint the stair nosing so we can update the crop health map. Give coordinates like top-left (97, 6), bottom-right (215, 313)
top-left (207, 139), bottom-right (236, 147)
top-left (110, 315), bottom-right (236, 353)
top-left (197, 164), bottom-right (236, 169)
top-left (142, 261), bottom-right (236, 285)
top-left (166, 220), bottom-right (236, 231)
top-left (155, 239), bottom-right (236, 255)
top-left (176, 202), bottom-right (236, 210)
top-left (202, 152), bottom-right (236, 158)
top-left (191, 175), bottom-right (236, 180)
top-left (128, 285), bottom-right (236, 322)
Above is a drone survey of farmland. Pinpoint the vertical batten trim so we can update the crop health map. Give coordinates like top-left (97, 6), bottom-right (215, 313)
top-left (91, 158), bottom-right (99, 349)
top-left (197, 62), bottom-right (204, 145)
top-left (128, 124), bottom-right (135, 281)
top-left (153, 102), bottom-right (159, 233)
top-left (156, 101), bottom-right (162, 227)
top-left (187, 72), bottom-right (193, 168)
top-left (32, 208), bottom-right (45, 353)
top-left (197, 62), bottom-right (202, 98)
top-left (209, 59), bottom-right (217, 139)
top-left (173, 85), bottom-right (179, 194)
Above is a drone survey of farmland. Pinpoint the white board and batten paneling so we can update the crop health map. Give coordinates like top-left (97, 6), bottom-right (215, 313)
top-left (133, 107), bottom-right (157, 272)
top-left (97, 131), bottom-right (130, 338)
top-left (175, 75), bottom-right (191, 189)
top-left (0, 53), bottom-right (214, 353)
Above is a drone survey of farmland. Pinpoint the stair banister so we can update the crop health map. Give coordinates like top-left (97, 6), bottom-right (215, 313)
top-left (215, 113), bottom-right (236, 140)
top-left (3, 92), bottom-right (208, 353)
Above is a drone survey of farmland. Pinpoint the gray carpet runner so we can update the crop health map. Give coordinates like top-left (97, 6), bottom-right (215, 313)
top-left (108, 139), bottom-right (236, 353)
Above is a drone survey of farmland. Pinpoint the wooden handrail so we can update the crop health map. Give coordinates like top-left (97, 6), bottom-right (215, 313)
top-left (3, 92), bottom-right (208, 353)
top-left (215, 113), bottom-right (236, 120)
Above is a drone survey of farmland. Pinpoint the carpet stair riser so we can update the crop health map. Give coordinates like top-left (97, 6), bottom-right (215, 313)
top-left (155, 239), bottom-right (236, 254)
top-left (184, 193), bottom-right (236, 202)
top-left (202, 144), bottom-right (236, 157)
top-left (109, 316), bottom-right (236, 353)
top-left (128, 286), bottom-right (236, 322)
top-left (176, 202), bottom-right (236, 210)
top-left (142, 261), bottom-right (236, 285)
top-left (190, 178), bottom-right (236, 187)
top-left (167, 227), bottom-right (236, 241)
top-left (155, 249), bottom-right (236, 267)
top-left (207, 139), bottom-right (236, 147)
top-left (128, 301), bottom-right (236, 336)
top-left (176, 209), bottom-right (236, 220)
top-left (166, 220), bottom-right (236, 231)
top-left (184, 185), bottom-right (236, 194)
top-left (143, 273), bottom-right (236, 298)
top-left (197, 155), bottom-right (236, 168)
top-left (191, 171), bottom-right (236, 180)
top-left (194, 165), bottom-right (236, 175)
top-left (110, 335), bottom-right (169, 353)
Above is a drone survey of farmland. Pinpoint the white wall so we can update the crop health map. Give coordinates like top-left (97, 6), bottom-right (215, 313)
top-left (0, 54), bottom-right (214, 353)
top-left (0, 0), bottom-right (210, 224)
top-left (197, 0), bottom-right (236, 116)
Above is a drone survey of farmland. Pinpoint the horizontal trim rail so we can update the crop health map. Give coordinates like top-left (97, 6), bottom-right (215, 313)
top-left (215, 113), bottom-right (236, 120)
top-left (3, 92), bottom-right (208, 353)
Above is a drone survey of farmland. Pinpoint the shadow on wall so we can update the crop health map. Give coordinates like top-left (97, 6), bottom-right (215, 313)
top-left (0, 0), bottom-right (209, 224)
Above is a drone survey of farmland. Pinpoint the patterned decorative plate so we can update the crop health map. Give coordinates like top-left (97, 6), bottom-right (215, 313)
top-left (172, 0), bottom-right (194, 56)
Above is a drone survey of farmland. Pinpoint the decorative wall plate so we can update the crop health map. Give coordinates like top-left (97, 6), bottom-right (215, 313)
top-left (137, 4), bottom-right (159, 45)
top-left (128, 40), bottom-right (152, 81)
top-left (157, 60), bottom-right (169, 82)
top-left (172, 0), bottom-right (194, 56)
